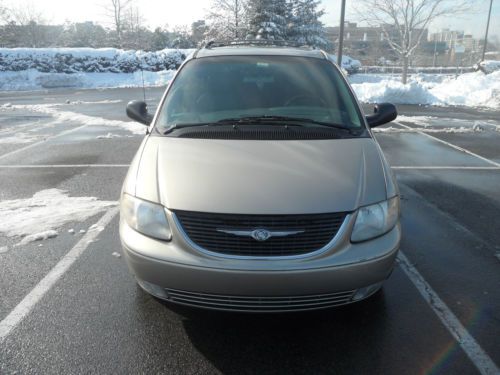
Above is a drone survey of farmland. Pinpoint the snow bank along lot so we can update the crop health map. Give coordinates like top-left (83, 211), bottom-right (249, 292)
top-left (350, 71), bottom-right (500, 109)
top-left (0, 48), bottom-right (499, 110)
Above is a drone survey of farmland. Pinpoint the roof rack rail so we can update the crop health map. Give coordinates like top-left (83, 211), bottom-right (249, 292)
top-left (203, 39), bottom-right (312, 49)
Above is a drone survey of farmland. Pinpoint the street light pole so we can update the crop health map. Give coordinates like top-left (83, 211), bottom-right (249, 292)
top-left (337, 0), bottom-right (346, 67)
top-left (481, 0), bottom-right (493, 61)
top-left (433, 38), bottom-right (438, 67)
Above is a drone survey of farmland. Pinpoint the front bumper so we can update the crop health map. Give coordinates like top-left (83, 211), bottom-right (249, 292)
top-left (120, 215), bottom-right (400, 312)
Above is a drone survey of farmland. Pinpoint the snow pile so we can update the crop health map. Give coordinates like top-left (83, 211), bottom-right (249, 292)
top-left (352, 80), bottom-right (437, 105)
top-left (0, 69), bottom-right (176, 90)
top-left (0, 189), bottom-right (117, 248)
top-left (0, 48), bottom-right (190, 73)
top-left (429, 71), bottom-right (500, 108)
top-left (350, 71), bottom-right (500, 109)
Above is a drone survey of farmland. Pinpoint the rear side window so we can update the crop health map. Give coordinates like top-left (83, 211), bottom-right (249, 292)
top-left (156, 55), bottom-right (364, 131)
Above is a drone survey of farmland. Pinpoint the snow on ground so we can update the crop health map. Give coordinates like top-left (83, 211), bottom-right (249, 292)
top-left (374, 114), bottom-right (500, 133)
top-left (350, 71), bottom-right (500, 109)
top-left (1, 102), bottom-right (145, 138)
top-left (373, 126), bottom-right (483, 134)
top-left (0, 189), bottom-right (117, 250)
top-left (0, 133), bottom-right (46, 144)
top-left (396, 115), bottom-right (500, 131)
top-left (0, 69), bottom-right (176, 91)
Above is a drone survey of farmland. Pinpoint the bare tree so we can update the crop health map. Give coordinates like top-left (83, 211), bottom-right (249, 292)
top-left (0, 1), bottom-right (8, 23)
top-left (121, 6), bottom-right (150, 49)
top-left (206, 0), bottom-right (247, 41)
top-left (355, 0), bottom-right (472, 83)
top-left (123, 6), bottom-right (144, 34)
top-left (8, 3), bottom-right (48, 47)
top-left (104, 0), bottom-right (133, 47)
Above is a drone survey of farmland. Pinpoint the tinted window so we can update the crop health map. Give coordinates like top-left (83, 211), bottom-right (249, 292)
top-left (156, 55), bottom-right (364, 131)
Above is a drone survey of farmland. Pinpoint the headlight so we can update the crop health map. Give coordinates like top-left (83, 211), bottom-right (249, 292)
top-left (351, 196), bottom-right (399, 242)
top-left (121, 194), bottom-right (172, 241)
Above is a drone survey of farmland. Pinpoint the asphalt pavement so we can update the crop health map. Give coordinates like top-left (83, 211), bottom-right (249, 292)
top-left (0, 87), bottom-right (499, 374)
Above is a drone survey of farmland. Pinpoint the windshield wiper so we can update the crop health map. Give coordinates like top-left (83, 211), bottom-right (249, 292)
top-left (162, 116), bottom-right (354, 134)
top-left (214, 116), bottom-right (352, 130)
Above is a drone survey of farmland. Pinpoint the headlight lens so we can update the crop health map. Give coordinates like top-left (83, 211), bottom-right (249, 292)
top-left (121, 194), bottom-right (172, 241)
top-left (351, 196), bottom-right (399, 242)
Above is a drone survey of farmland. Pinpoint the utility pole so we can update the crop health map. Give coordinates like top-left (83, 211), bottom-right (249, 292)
top-left (433, 38), bottom-right (438, 67)
top-left (481, 0), bottom-right (493, 61)
top-left (337, 0), bottom-right (346, 67)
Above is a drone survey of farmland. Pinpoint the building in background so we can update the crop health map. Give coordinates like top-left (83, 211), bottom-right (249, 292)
top-left (325, 22), bottom-right (486, 67)
top-left (325, 22), bottom-right (428, 66)
top-left (427, 29), bottom-right (484, 66)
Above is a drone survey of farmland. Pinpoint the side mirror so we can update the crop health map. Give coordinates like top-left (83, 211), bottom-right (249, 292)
top-left (126, 100), bottom-right (153, 126)
top-left (366, 103), bottom-right (397, 128)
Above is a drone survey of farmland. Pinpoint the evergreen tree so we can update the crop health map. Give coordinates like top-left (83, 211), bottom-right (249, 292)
top-left (288, 0), bottom-right (329, 48)
top-left (245, 0), bottom-right (288, 40)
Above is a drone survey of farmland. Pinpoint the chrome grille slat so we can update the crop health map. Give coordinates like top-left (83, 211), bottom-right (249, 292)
top-left (165, 288), bottom-right (355, 311)
top-left (174, 210), bottom-right (347, 257)
top-left (167, 289), bottom-right (354, 300)
top-left (167, 292), bottom-right (353, 304)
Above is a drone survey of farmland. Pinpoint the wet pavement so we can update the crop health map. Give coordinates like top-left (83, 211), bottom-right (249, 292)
top-left (0, 87), bottom-right (499, 374)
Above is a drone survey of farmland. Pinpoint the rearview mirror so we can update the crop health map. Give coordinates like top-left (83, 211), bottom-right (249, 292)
top-left (366, 103), bottom-right (397, 128)
top-left (126, 100), bottom-right (153, 126)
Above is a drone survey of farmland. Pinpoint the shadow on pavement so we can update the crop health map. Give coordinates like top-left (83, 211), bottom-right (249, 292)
top-left (162, 291), bottom-right (389, 374)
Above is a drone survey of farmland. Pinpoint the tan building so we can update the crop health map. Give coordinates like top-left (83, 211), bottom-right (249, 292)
top-left (325, 22), bottom-right (428, 65)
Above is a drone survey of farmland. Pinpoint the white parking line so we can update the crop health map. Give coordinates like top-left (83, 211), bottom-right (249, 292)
top-left (394, 121), bottom-right (500, 168)
top-left (0, 124), bottom-right (88, 162)
top-left (1, 165), bottom-right (498, 171)
top-left (398, 252), bottom-right (500, 375)
top-left (0, 207), bottom-right (119, 342)
top-left (0, 164), bottom-right (130, 168)
top-left (391, 166), bottom-right (500, 170)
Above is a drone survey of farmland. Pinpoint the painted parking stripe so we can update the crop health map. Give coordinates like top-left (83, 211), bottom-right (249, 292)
top-left (0, 164), bottom-right (130, 168)
top-left (0, 124), bottom-right (89, 162)
top-left (394, 121), bottom-right (500, 168)
top-left (0, 207), bottom-right (119, 342)
top-left (398, 252), bottom-right (500, 375)
top-left (391, 166), bottom-right (500, 170)
top-left (0, 165), bottom-right (498, 171)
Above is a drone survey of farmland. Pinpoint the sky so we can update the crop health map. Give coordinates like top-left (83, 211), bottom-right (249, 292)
top-left (5, 0), bottom-right (500, 40)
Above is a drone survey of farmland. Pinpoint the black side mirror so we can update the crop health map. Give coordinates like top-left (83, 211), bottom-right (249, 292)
top-left (126, 100), bottom-right (153, 126)
top-left (366, 103), bottom-right (397, 128)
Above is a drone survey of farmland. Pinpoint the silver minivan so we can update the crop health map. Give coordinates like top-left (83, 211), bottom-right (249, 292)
top-left (120, 43), bottom-right (401, 312)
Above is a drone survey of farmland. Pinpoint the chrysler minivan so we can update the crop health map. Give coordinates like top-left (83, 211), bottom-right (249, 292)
top-left (120, 43), bottom-right (400, 312)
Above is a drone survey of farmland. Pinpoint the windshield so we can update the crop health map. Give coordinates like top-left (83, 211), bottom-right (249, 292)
top-left (156, 55), bottom-right (364, 132)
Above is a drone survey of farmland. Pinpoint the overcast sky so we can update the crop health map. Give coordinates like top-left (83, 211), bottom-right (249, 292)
top-left (6, 0), bottom-right (500, 40)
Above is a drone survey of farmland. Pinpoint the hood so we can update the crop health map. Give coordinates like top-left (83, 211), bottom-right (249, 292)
top-left (134, 137), bottom-right (388, 215)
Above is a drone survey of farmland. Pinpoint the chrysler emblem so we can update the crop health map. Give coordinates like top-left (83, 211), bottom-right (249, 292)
top-left (217, 228), bottom-right (304, 241)
top-left (251, 229), bottom-right (272, 241)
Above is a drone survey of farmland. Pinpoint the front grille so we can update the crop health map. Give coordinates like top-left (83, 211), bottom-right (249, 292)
top-left (165, 288), bottom-right (355, 312)
top-left (174, 211), bottom-right (347, 257)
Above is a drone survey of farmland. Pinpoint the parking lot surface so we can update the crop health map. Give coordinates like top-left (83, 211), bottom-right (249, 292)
top-left (0, 87), bottom-right (499, 374)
